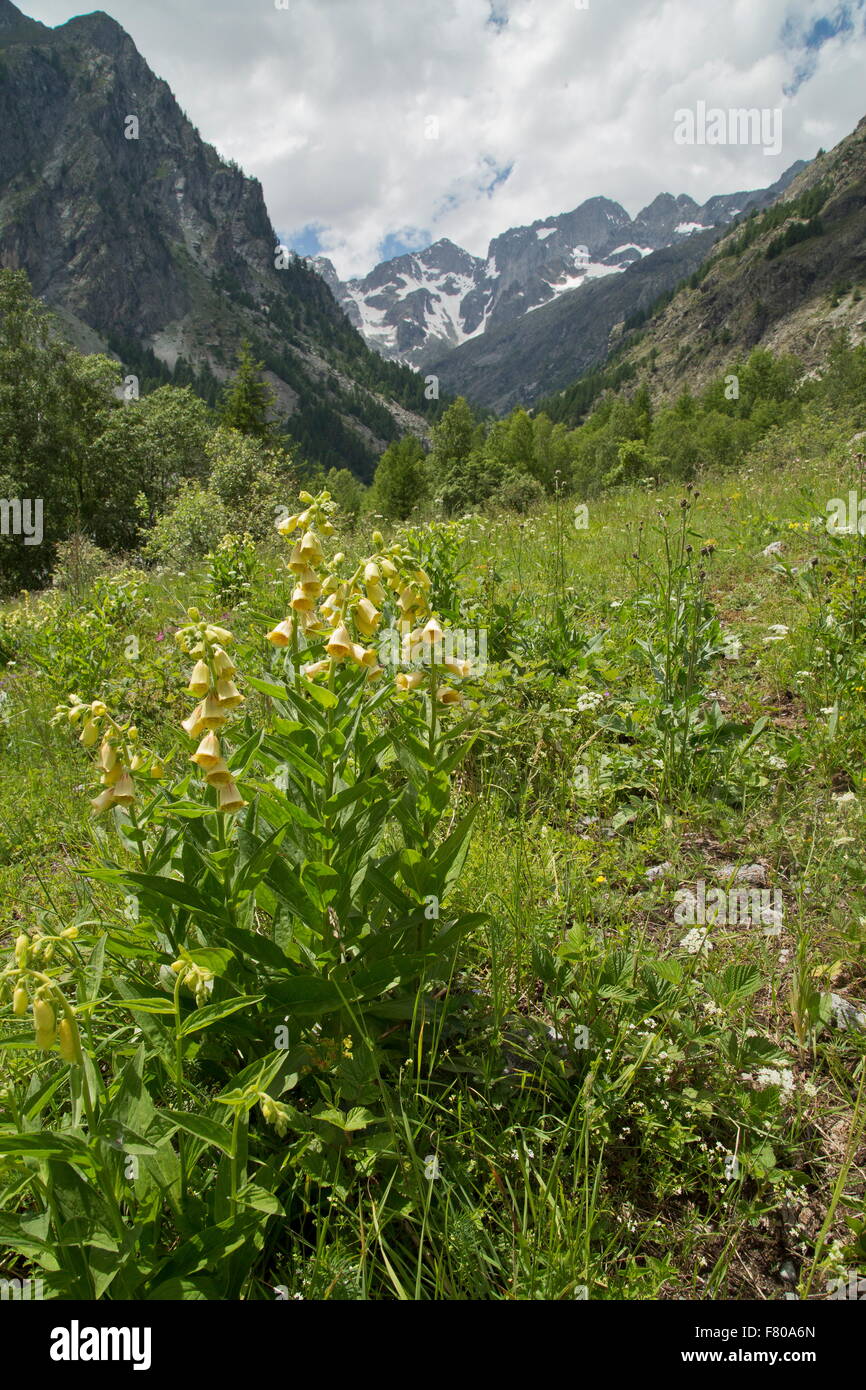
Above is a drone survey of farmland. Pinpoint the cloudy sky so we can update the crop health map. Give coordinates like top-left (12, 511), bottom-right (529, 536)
top-left (23, 0), bottom-right (866, 278)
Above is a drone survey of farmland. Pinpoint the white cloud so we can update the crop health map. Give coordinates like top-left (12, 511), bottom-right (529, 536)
top-left (23, 0), bottom-right (866, 277)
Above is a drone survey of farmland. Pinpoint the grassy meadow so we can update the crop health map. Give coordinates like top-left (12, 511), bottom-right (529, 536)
top-left (1, 435), bottom-right (865, 1302)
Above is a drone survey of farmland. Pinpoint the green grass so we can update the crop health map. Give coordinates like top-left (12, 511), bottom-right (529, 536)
top-left (0, 445), bottom-right (864, 1301)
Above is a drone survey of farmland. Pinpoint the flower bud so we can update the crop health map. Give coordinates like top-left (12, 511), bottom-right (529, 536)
top-left (187, 607), bottom-right (201, 621)
top-left (79, 718), bottom-right (100, 748)
top-left (12, 985), bottom-right (28, 1017)
top-left (33, 998), bottom-right (55, 1035)
top-left (58, 1017), bottom-right (79, 1063)
top-left (14, 934), bottom-right (28, 967)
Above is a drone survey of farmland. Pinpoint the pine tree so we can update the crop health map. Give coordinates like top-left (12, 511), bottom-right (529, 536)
top-left (218, 340), bottom-right (279, 441)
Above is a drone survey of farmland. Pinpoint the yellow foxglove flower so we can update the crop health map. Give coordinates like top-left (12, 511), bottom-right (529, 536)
top-left (421, 617), bottom-right (444, 646)
top-left (299, 567), bottom-right (323, 597)
top-left (111, 771), bottom-right (136, 806)
top-left (200, 695), bottom-right (228, 729)
top-left (205, 626), bottom-right (234, 646)
top-left (79, 718), bottom-right (100, 748)
top-left (187, 660), bottom-right (211, 696)
top-left (303, 659), bottom-right (331, 679)
top-left (396, 671), bottom-right (425, 692)
top-left (444, 658), bottom-right (471, 679)
top-left (326, 624), bottom-right (353, 661)
top-left (298, 530), bottom-right (323, 566)
top-left (366, 580), bottom-right (386, 606)
top-left (91, 788), bottom-right (117, 815)
top-left (212, 646), bottom-right (237, 677)
top-left (12, 985), bottom-right (28, 1017)
top-left (218, 780), bottom-right (247, 813)
top-left (205, 759), bottom-right (234, 787)
top-left (437, 686), bottom-right (462, 705)
top-left (415, 568), bottom-right (432, 591)
top-left (350, 643), bottom-right (378, 668)
top-left (380, 558), bottom-right (398, 581)
top-left (101, 764), bottom-right (123, 788)
top-left (91, 701), bottom-right (108, 717)
top-left (181, 702), bottom-right (206, 737)
top-left (287, 542), bottom-right (306, 573)
top-left (215, 678), bottom-right (244, 709)
top-left (364, 562), bottom-right (381, 585)
top-left (266, 619), bottom-right (294, 646)
top-left (100, 741), bottom-right (118, 773)
top-left (191, 731), bottom-right (221, 770)
top-left (290, 585), bottom-right (315, 613)
top-left (150, 761), bottom-right (166, 780)
top-left (354, 598), bottom-right (381, 637)
top-left (277, 512), bottom-right (300, 535)
top-left (399, 586), bottom-right (424, 615)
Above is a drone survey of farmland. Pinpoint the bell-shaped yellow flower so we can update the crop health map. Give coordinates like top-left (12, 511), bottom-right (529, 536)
top-left (350, 643), bottom-right (378, 668)
top-left (90, 788), bottom-right (117, 816)
top-left (298, 530), bottom-right (323, 566)
top-left (354, 598), bottom-right (381, 637)
top-left (303, 659), bottom-right (331, 679)
top-left (277, 512), bottom-right (300, 536)
top-left (191, 731), bottom-right (221, 770)
top-left (298, 566), bottom-right (322, 597)
top-left (396, 671), bottom-right (425, 692)
top-left (436, 686), bottom-right (462, 705)
top-left (444, 658), bottom-right (471, 679)
top-left (326, 624), bottom-right (354, 661)
top-left (111, 771), bottom-right (136, 806)
top-left (215, 678), bottom-right (244, 709)
top-left (421, 617), bottom-right (444, 646)
top-left (287, 542), bottom-right (306, 573)
top-left (187, 660), bottom-right (211, 696)
top-left (218, 780), bottom-right (247, 813)
top-left (290, 585), bottom-right (315, 613)
top-left (204, 759), bottom-right (234, 787)
top-left (100, 740), bottom-right (118, 773)
top-left (212, 646), bottom-right (237, 677)
top-left (181, 701), bottom-right (206, 737)
top-left (266, 619), bottom-right (294, 646)
top-left (199, 695), bottom-right (228, 729)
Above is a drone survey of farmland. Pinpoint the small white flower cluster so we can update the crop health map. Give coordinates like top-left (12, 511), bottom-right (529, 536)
top-left (680, 927), bottom-right (712, 955)
top-left (576, 690), bottom-right (605, 713)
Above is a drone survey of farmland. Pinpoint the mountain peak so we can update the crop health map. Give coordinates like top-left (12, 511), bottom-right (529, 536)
top-left (56, 10), bottom-right (134, 55)
top-left (0, 0), bottom-right (47, 40)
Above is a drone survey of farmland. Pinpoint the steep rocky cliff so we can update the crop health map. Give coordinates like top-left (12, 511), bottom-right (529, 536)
top-left (0, 1), bottom-right (432, 477)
